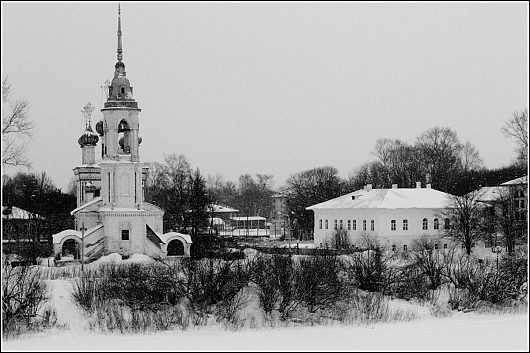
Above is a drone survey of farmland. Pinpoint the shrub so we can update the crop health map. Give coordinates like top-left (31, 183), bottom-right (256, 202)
top-left (296, 253), bottom-right (343, 313)
top-left (2, 260), bottom-right (49, 336)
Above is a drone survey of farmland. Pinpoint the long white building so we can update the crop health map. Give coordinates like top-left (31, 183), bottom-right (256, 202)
top-left (306, 183), bottom-right (454, 251)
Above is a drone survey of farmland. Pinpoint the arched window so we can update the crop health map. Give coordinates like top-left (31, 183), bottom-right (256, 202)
top-left (403, 219), bottom-right (408, 231)
top-left (319, 219), bottom-right (322, 229)
top-left (339, 219), bottom-right (343, 230)
top-left (334, 220), bottom-right (338, 230)
top-left (352, 220), bottom-right (356, 230)
top-left (390, 220), bottom-right (396, 231)
top-left (363, 220), bottom-right (366, 231)
top-left (347, 220), bottom-right (351, 230)
top-left (422, 218), bottom-right (428, 230)
top-left (433, 218), bottom-right (439, 230)
top-left (370, 220), bottom-right (374, 231)
top-left (444, 218), bottom-right (450, 229)
top-left (325, 219), bottom-right (328, 229)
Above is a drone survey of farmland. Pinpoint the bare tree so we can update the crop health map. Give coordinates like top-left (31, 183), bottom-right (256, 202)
top-left (502, 109), bottom-right (528, 167)
top-left (440, 190), bottom-right (486, 255)
top-left (459, 141), bottom-right (483, 173)
top-left (2, 77), bottom-right (32, 168)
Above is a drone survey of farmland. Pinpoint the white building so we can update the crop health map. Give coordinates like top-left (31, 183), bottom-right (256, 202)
top-left (52, 7), bottom-right (191, 260)
top-left (306, 183), bottom-right (454, 251)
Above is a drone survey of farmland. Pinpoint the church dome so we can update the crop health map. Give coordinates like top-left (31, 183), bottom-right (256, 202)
top-left (78, 125), bottom-right (99, 147)
top-left (95, 120), bottom-right (104, 136)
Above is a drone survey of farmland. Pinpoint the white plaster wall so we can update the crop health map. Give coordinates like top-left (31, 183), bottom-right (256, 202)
top-left (312, 208), bottom-right (448, 248)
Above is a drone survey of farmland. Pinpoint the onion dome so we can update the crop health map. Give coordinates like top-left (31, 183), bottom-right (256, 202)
top-left (95, 120), bottom-right (104, 136)
top-left (78, 125), bottom-right (99, 147)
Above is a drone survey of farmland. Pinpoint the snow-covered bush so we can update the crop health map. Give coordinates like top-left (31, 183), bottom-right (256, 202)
top-left (2, 259), bottom-right (49, 336)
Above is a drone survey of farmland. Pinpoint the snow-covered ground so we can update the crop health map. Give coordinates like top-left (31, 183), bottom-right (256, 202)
top-left (3, 312), bottom-right (528, 351)
top-left (2, 254), bottom-right (528, 351)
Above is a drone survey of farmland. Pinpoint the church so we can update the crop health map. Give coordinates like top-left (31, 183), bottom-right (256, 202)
top-left (52, 7), bottom-right (192, 260)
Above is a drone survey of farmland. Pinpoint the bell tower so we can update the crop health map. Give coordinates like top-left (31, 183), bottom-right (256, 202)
top-left (99, 4), bottom-right (143, 209)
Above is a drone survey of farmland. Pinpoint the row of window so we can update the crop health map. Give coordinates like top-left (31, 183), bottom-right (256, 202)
top-left (391, 243), bottom-right (465, 252)
top-left (392, 218), bottom-right (450, 231)
top-left (319, 219), bottom-right (375, 231)
top-left (318, 218), bottom-right (450, 231)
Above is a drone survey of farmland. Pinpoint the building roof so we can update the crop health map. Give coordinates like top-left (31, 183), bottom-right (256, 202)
top-left (306, 187), bottom-right (453, 210)
top-left (231, 216), bottom-right (267, 221)
top-left (209, 204), bottom-right (239, 213)
top-left (500, 175), bottom-right (527, 186)
top-left (475, 186), bottom-right (505, 202)
top-left (2, 206), bottom-right (44, 220)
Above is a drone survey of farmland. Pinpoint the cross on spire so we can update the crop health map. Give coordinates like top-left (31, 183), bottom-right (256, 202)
top-left (117, 4), bottom-right (123, 62)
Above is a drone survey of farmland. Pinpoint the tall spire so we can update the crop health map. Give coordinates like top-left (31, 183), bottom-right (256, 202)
top-left (117, 3), bottom-right (123, 62)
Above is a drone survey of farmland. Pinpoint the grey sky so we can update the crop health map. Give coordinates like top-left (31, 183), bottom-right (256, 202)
top-left (2, 2), bottom-right (528, 191)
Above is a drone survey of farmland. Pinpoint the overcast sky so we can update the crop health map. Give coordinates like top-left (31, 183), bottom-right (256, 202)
top-left (2, 2), bottom-right (528, 191)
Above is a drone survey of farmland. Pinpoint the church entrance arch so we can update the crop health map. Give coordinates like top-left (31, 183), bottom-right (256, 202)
top-left (62, 239), bottom-right (81, 259)
top-left (167, 239), bottom-right (185, 256)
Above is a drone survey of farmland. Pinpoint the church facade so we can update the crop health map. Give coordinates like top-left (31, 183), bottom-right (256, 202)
top-left (52, 7), bottom-right (191, 260)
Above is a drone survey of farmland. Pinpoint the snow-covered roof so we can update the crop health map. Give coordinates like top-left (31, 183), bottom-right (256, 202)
top-left (306, 188), bottom-right (453, 210)
top-left (500, 175), bottom-right (527, 186)
top-left (52, 224), bottom-right (104, 244)
top-left (52, 229), bottom-right (80, 244)
top-left (209, 204), bottom-right (239, 213)
top-left (231, 216), bottom-right (267, 221)
top-left (157, 231), bottom-right (193, 244)
top-left (475, 186), bottom-right (505, 202)
top-left (2, 206), bottom-right (44, 220)
top-left (70, 196), bottom-right (103, 215)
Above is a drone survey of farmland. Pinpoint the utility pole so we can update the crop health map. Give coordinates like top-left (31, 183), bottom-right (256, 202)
top-left (80, 222), bottom-right (87, 273)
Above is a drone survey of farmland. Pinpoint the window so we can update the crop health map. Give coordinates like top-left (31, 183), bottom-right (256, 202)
top-left (325, 219), bottom-right (328, 230)
top-left (352, 220), bottom-right (357, 230)
top-left (371, 220), bottom-right (374, 231)
top-left (391, 220), bottom-right (396, 231)
top-left (434, 218), bottom-right (439, 230)
top-left (339, 220), bottom-right (343, 230)
top-left (444, 244), bottom-right (448, 249)
top-left (403, 244), bottom-right (408, 251)
top-left (434, 243), bottom-right (439, 250)
top-left (422, 218), bottom-right (428, 230)
top-left (334, 220), bottom-right (338, 230)
top-left (363, 220), bottom-right (366, 231)
top-left (461, 243), bottom-right (465, 249)
top-left (444, 218), bottom-right (450, 229)
top-left (392, 244), bottom-right (397, 252)
top-left (403, 219), bottom-right (408, 231)
top-left (121, 229), bottom-right (130, 241)
top-left (319, 219), bottom-right (322, 230)
top-left (347, 220), bottom-right (351, 230)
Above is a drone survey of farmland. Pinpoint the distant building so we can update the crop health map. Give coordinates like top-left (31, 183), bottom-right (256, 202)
top-left (306, 183), bottom-right (454, 250)
top-left (2, 206), bottom-right (47, 257)
top-left (270, 192), bottom-right (289, 237)
top-left (476, 175), bottom-right (528, 247)
top-left (206, 204), bottom-right (239, 234)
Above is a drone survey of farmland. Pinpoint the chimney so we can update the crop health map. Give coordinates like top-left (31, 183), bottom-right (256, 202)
top-left (416, 181), bottom-right (421, 189)
top-left (426, 183), bottom-right (431, 189)
top-left (392, 184), bottom-right (398, 189)
top-left (367, 184), bottom-right (372, 191)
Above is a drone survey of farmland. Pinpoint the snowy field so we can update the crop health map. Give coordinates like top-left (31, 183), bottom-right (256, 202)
top-left (3, 311), bottom-right (528, 351)
top-left (2, 253), bottom-right (528, 351)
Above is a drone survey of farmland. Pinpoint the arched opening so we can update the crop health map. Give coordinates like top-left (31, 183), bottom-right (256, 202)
top-left (62, 239), bottom-right (80, 259)
top-left (118, 119), bottom-right (131, 154)
top-left (167, 239), bottom-right (185, 256)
